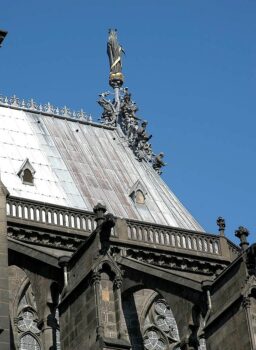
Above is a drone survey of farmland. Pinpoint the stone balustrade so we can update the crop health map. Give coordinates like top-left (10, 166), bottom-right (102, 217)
top-left (127, 220), bottom-right (221, 256)
top-left (6, 196), bottom-right (240, 258)
top-left (6, 196), bottom-right (96, 233)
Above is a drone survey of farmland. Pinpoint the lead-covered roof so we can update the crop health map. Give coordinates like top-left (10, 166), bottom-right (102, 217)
top-left (0, 105), bottom-right (204, 231)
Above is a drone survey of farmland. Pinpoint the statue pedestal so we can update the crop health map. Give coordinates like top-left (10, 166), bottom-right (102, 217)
top-left (109, 72), bottom-right (124, 88)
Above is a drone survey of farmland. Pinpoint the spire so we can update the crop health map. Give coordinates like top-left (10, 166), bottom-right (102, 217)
top-left (98, 30), bottom-right (166, 175)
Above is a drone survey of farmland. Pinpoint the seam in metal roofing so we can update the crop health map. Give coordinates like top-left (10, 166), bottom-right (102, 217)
top-left (0, 105), bottom-right (204, 231)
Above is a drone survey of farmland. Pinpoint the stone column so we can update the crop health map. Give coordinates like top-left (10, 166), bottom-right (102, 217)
top-left (39, 314), bottom-right (57, 350)
top-left (32, 276), bottom-right (59, 350)
top-left (242, 296), bottom-right (255, 349)
top-left (91, 272), bottom-right (104, 339)
top-left (216, 217), bottom-right (232, 260)
top-left (114, 276), bottom-right (123, 339)
top-left (0, 182), bottom-right (10, 349)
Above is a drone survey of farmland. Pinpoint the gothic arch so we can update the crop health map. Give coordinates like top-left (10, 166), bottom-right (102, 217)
top-left (139, 290), bottom-right (158, 326)
top-left (8, 266), bottom-right (42, 350)
top-left (93, 256), bottom-right (122, 280)
top-left (142, 294), bottom-right (180, 349)
top-left (122, 287), bottom-right (180, 349)
top-left (9, 266), bottom-right (28, 325)
top-left (19, 332), bottom-right (41, 350)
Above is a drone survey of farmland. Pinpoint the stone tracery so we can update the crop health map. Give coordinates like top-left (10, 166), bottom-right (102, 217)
top-left (144, 327), bottom-right (167, 350)
top-left (143, 298), bottom-right (180, 350)
top-left (15, 283), bottom-right (41, 350)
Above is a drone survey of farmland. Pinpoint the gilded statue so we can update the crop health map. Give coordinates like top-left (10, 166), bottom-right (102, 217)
top-left (107, 29), bottom-right (124, 74)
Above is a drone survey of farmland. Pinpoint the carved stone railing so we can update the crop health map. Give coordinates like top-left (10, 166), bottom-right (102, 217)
top-left (126, 220), bottom-right (222, 256)
top-left (0, 94), bottom-right (93, 122)
top-left (6, 197), bottom-right (240, 259)
top-left (6, 196), bottom-right (97, 234)
top-left (227, 239), bottom-right (241, 260)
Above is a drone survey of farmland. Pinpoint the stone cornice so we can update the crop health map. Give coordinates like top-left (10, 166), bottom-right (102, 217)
top-left (111, 245), bottom-right (228, 277)
top-left (7, 223), bottom-right (232, 276)
top-left (7, 225), bottom-right (84, 252)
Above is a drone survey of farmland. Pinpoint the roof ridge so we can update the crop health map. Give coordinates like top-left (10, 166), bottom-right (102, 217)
top-left (0, 93), bottom-right (89, 121)
top-left (0, 93), bottom-right (117, 130)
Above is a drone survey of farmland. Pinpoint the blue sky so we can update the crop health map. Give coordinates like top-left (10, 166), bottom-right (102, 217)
top-left (0, 1), bottom-right (255, 244)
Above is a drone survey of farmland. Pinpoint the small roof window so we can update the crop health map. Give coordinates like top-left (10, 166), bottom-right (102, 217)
top-left (129, 180), bottom-right (147, 205)
top-left (17, 159), bottom-right (35, 186)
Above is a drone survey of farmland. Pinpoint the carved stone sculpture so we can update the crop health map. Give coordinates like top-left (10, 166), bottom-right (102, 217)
top-left (235, 226), bottom-right (250, 251)
top-left (98, 30), bottom-right (166, 172)
top-left (153, 153), bottom-right (166, 174)
top-left (98, 93), bottom-right (117, 125)
top-left (120, 90), bottom-right (138, 120)
top-left (134, 121), bottom-right (152, 160)
top-left (216, 217), bottom-right (225, 236)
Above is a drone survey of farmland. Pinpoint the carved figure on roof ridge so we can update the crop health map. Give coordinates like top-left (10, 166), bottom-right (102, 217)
top-left (98, 92), bottom-right (117, 125)
top-left (120, 89), bottom-right (138, 120)
top-left (133, 120), bottom-right (152, 161)
top-left (153, 152), bottom-right (166, 174)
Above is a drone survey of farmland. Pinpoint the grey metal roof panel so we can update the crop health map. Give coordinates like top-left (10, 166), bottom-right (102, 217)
top-left (0, 106), bottom-right (204, 231)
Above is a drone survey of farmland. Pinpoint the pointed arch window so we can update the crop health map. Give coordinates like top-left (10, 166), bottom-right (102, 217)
top-left (17, 158), bottom-right (35, 185)
top-left (20, 333), bottom-right (40, 350)
top-left (143, 298), bottom-right (180, 350)
top-left (17, 306), bottom-right (40, 335)
top-left (15, 282), bottom-right (41, 350)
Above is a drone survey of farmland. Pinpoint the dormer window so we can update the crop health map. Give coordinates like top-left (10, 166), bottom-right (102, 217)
top-left (133, 189), bottom-right (145, 204)
top-left (17, 159), bottom-right (35, 185)
top-left (129, 180), bottom-right (147, 205)
top-left (23, 168), bottom-right (34, 184)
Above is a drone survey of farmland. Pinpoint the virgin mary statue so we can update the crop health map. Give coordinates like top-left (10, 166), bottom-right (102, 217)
top-left (107, 29), bottom-right (124, 74)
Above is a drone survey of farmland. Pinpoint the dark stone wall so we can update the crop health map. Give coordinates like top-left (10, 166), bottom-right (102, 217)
top-left (251, 296), bottom-right (256, 347)
top-left (122, 285), bottom-right (200, 348)
top-left (122, 267), bottom-right (202, 344)
top-left (206, 258), bottom-right (252, 349)
top-left (210, 259), bottom-right (246, 313)
top-left (0, 185), bottom-right (10, 350)
top-left (206, 302), bottom-right (250, 350)
top-left (60, 281), bottom-right (98, 350)
top-left (162, 290), bottom-right (198, 340)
